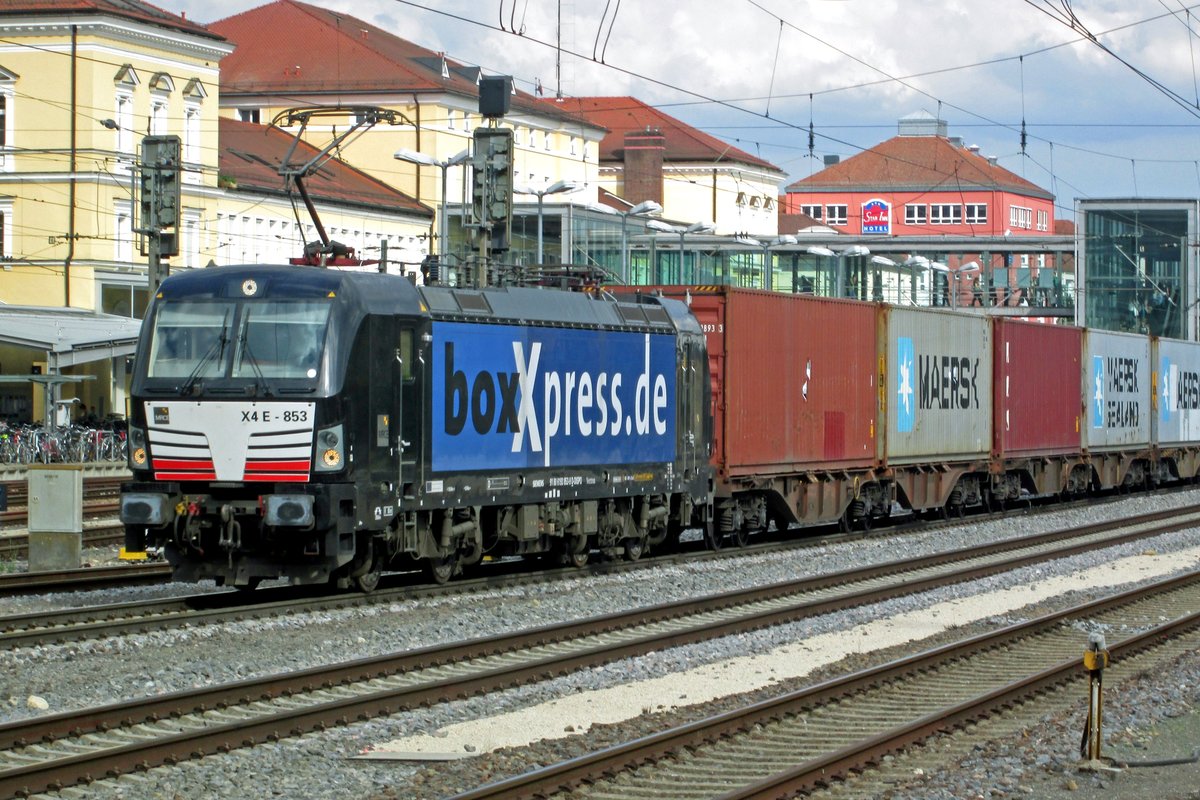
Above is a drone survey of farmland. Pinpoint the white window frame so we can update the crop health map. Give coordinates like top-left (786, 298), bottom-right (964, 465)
top-left (800, 204), bottom-right (822, 220)
top-left (904, 204), bottom-right (927, 225)
top-left (182, 208), bottom-right (201, 268)
top-left (930, 204), bottom-right (962, 225)
top-left (114, 200), bottom-right (133, 264)
top-left (238, 108), bottom-right (260, 124)
top-left (150, 99), bottom-right (168, 137)
top-left (183, 103), bottom-right (201, 184)
top-left (0, 71), bottom-right (14, 173)
top-left (965, 203), bottom-right (987, 225)
top-left (0, 197), bottom-right (12, 257)
top-left (825, 204), bottom-right (847, 225)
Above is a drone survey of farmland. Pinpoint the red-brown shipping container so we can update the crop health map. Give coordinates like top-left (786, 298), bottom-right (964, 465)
top-left (992, 319), bottom-right (1082, 457)
top-left (621, 286), bottom-right (878, 480)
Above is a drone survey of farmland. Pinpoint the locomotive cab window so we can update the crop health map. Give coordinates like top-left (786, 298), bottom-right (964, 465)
top-left (145, 299), bottom-right (331, 383)
top-left (398, 328), bottom-right (414, 380)
top-left (231, 300), bottom-right (330, 380)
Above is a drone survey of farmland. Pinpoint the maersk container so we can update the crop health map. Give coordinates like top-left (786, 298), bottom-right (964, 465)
top-left (1153, 336), bottom-right (1200, 447)
top-left (1081, 329), bottom-right (1151, 451)
top-left (623, 287), bottom-right (878, 479)
top-left (993, 319), bottom-right (1082, 458)
top-left (882, 306), bottom-right (991, 464)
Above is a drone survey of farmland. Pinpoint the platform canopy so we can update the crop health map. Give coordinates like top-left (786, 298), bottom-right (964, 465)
top-left (0, 305), bottom-right (142, 369)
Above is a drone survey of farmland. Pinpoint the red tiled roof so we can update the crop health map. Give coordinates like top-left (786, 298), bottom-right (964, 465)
top-left (778, 212), bottom-right (826, 235)
top-left (211, 1), bottom-right (590, 128)
top-left (1054, 219), bottom-right (1075, 235)
top-left (545, 96), bottom-right (781, 172)
top-left (218, 117), bottom-right (431, 217)
top-left (0, 0), bottom-right (222, 39)
top-left (787, 135), bottom-right (1053, 200)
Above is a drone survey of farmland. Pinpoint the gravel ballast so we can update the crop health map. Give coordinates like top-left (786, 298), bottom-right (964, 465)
top-left (5, 489), bottom-right (1200, 800)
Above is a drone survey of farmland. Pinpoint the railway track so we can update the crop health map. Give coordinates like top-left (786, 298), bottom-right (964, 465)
top-left (1, 503), bottom-right (1197, 651)
top-left (0, 507), bottom-right (1197, 797)
top-left (448, 570), bottom-right (1200, 800)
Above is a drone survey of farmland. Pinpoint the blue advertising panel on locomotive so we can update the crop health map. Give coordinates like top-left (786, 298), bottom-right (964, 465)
top-left (432, 322), bottom-right (677, 472)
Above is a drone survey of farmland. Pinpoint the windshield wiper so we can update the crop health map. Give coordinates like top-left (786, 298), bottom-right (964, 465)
top-left (235, 322), bottom-right (272, 398)
top-left (179, 310), bottom-right (231, 397)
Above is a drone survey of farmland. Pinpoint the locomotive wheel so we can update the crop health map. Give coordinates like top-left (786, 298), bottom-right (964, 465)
top-left (838, 511), bottom-right (852, 533)
top-left (704, 523), bottom-right (724, 550)
top-left (564, 549), bottom-right (589, 568)
top-left (623, 538), bottom-right (644, 561)
top-left (427, 553), bottom-right (459, 585)
top-left (733, 526), bottom-right (750, 547)
top-left (355, 568), bottom-right (382, 593)
top-left (858, 512), bottom-right (872, 532)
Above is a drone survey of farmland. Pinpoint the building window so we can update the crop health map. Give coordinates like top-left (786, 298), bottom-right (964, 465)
top-left (0, 198), bottom-right (11, 258)
top-left (825, 205), bottom-right (848, 225)
top-left (1037, 210), bottom-right (1049, 231)
top-left (183, 105), bottom-right (200, 168)
top-left (114, 200), bottom-right (133, 264)
top-left (965, 203), bottom-right (987, 225)
top-left (116, 92), bottom-right (134, 163)
top-left (513, 125), bottom-right (523, 145)
top-left (150, 101), bottom-right (167, 136)
top-left (544, 130), bottom-right (552, 151)
top-left (800, 204), bottom-right (822, 220)
top-left (238, 108), bottom-right (260, 124)
top-left (930, 204), bottom-right (962, 224)
top-left (1009, 205), bottom-right (1033, 229)
top-left (905, 204), bottom-right (927, 225)
top-left (569, 135), bottom-right (577, 156)
top-left (446, 109), bottom-right (456, 130)
top-left (463, 113), bottom-right (472, 132)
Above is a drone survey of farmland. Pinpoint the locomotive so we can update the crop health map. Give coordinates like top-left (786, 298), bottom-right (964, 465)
top-left (119, 265), bottom-right (712, 590)
top-left (121, 263), bottom-right (1200, 592)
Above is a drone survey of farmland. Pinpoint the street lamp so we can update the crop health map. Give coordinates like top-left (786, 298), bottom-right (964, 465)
top-left (647, 219), bottom-right (715, 284)
top-left (617, 200), bottom-right (662, 283)
top-left (516, 179), bottom-right (579, 264)
top-left (393, 148), bottom-right (469, 261)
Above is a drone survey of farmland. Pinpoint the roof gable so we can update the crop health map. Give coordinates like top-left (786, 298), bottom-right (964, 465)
top-left (218, 117), bottom-right (431, 218)
top-left (788, 134), bottom-right (1052, 199)
top-left (547, 95), bottom-right (781, 173)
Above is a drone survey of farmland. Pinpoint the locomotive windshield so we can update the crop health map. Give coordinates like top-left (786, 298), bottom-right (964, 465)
top-left (146, 299), bottom-right (331, 382)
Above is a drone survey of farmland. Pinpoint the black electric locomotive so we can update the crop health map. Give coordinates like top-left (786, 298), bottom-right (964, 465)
top-left (120, 264), bottom-right (712, 590)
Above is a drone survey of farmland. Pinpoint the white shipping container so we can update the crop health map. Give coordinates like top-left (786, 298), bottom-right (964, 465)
top-left (1154, 337), bottom-right (1200, 446)
top-left (883, 306), bottom-right (991, 464)
top-left (1082, 329), bottom-right (1151, 452)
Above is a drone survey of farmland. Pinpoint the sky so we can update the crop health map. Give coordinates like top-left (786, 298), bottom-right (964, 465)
top-left (168, 0), bottom-right (1200, 219)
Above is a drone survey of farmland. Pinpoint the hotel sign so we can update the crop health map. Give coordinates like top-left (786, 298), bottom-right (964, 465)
top-left (862, 198), bottom-right (891, 234)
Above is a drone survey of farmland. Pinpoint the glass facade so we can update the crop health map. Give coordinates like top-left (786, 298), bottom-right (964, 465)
top-left (1080, 202), bottom-right (1193, 338)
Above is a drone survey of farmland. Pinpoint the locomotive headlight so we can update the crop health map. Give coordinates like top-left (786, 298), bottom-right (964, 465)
top-left (128, 425), bottom-right (147, 469)
top-left (314, 423), bottom-right (345, 472)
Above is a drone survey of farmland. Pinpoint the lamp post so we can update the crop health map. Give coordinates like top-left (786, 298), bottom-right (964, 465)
top-left (516, 179), bottom-right (578, 264)
top-left (393, 148), bottom-right (469, 261)
top-left (647, 219), bottom-right (715, 284)
top-left (618, 200), bottom-right (662, 283)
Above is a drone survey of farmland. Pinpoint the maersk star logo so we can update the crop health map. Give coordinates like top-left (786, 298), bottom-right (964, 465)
top-left (1092, 355), bottom-right (1104, 429)
top-left (897, 337), bottom-right (915, 433)
top-left (1162, 359), bottom-right (1172, 422)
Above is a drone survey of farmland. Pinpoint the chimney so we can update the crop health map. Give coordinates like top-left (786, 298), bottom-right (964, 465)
top-left (623, 128), bottom-right (665, 207)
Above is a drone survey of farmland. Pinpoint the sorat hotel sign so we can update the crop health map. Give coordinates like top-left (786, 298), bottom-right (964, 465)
top-left (862, 198), bottom-right (892, 234)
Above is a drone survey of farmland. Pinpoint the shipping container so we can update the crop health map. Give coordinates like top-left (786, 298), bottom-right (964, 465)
top-left (992, 319), bottom-right (1082, 458)
top-left (1153, 336), bottom-right (1200, 446)
top-left (1081, 329), bottom-right (1151, 451)
top-left (882, 306), bottom-right (991, 464)
top-left (618, 287), bottom-right (878, 479)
